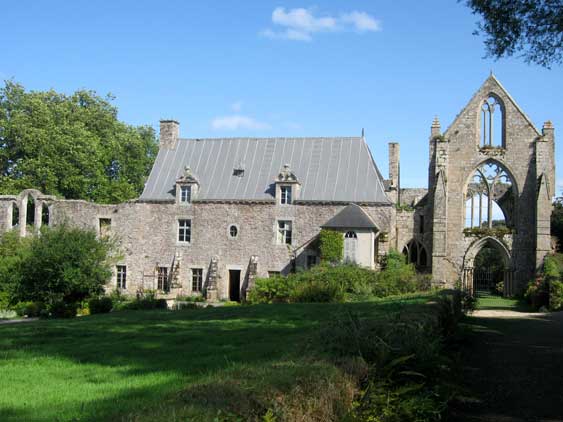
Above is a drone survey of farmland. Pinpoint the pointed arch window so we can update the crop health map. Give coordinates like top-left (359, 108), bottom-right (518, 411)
top-left (481, 95), bottom-right (505, 148)
top-left (465, 161), bottom-right (514, 229)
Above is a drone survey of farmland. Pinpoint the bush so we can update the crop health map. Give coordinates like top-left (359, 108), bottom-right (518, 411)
top-left (374, 250), bottom-right (418, 296)
top-left (550, 280), bottom-right (563, 311)
top-left (119, 291), bottom-right (168, 310)
top-left (13, 301), bottom-right (45, 318)
top-left (319, 229), bottom-right (343, 263)
top-left (49, 300), bottom-right (78, 318)
top-left (291, 280), bottom-right (344, 303)
top-left (247, 275), bottom-right (298, 304)
top-left (4, 225), bottom-right (115, 315)
top-left (88, 296), bottom-right (114, 314)
top-left (176, 294), bottom-right (205, 303)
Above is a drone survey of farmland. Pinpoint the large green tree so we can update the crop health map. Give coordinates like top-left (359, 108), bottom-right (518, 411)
top-left (465, 0), bottom-right (563, 67)
top-left (0, 81), bottom-right (158, 203)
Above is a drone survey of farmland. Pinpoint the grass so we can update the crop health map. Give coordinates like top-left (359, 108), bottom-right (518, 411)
top-left (475, 291), bottom-right (531, 311)
top-left (0, 293), bottom-right (436, 422)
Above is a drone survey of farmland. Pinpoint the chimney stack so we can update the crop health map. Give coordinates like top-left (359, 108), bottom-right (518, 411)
top-left (388, 142), bottom-right (400, 204)
top-left (159, 120), bottom-right (179, 149)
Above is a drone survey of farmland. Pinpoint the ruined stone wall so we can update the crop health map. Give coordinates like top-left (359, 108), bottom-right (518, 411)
top-left (430, 76), bottom-right (554, 289)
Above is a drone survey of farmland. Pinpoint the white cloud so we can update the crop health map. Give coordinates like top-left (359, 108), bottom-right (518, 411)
top-left (261, 7), bottom-right (381, 41)
top-left (341, 11), bottom-right (381, 32)
top-left (211, 115), bottom-right (270, 131)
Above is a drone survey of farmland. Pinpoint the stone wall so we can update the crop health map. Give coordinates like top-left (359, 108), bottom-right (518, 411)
top-left (429, 75), bottom-right (555, 290)
top-left (23, 198), bottom-right (394, 300)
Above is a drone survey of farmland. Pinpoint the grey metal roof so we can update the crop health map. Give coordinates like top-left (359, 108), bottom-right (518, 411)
top-left (140, 137), bottom-right (391, 203)
top-left (322, 204), bottom-right (379, 230)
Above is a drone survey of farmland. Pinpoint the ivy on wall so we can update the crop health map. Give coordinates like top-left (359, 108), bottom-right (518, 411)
top-left (319, 229), bottom-right (344, 263)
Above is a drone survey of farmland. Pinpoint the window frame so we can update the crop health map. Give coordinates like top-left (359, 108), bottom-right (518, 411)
top-left (180, 185), bottom-right (192, 204)
top-left (191, 268), bottom-right (203, 292)
top-left (116, 265), bottom-right (127, 290)
top-left (157, 266), bottom-right (169, 292)
top-left (178, 219), bottom-right (192, 243)
top-left (280, 185), bottom-right (292, 205)
top-left (277, 220), bottom-right (293, 245)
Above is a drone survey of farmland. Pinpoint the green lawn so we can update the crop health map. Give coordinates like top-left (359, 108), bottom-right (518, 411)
top-left (476, 292), bottom-right (531, 311)
top-left (0, 294), bottom-right (435, 422)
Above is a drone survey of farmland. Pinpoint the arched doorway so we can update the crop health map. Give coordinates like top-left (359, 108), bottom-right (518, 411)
top-left (462, 237), bottom-right (514, 296)
top-left (402, 239), bottom-right (429, 272)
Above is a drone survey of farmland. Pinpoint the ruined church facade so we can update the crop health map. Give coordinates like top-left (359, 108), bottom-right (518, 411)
top-left (0, 76), bottom-right (555, 299)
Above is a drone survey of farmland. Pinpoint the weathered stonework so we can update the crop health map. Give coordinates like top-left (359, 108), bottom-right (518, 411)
top-left (0, 76), bottom-right (554, 298)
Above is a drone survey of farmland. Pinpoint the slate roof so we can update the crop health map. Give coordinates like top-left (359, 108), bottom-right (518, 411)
top-left (321, 203), bottom-right (379, 230)
top-left (140, 137), bottom-right (391, 203)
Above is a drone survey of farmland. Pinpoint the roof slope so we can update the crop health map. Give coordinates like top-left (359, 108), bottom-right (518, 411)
top-left (322, 204), bottom-right (379, 229)
top-left (140, 137), bottom-right (391, 203)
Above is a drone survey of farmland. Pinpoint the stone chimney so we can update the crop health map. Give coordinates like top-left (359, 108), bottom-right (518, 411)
top-left (388, 142), bottom-right (400, 203)
top-left (159, 120), bottom-right (179, 150)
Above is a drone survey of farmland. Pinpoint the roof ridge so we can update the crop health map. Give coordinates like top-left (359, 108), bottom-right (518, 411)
top-left (178, 136), bottom-right (362, 142)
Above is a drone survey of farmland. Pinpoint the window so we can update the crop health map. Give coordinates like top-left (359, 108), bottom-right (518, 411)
top-left (180, 185), bottom-right (192, 203)
top-left (26, 196), bottom-right (36, 226)
top-left (178, 219), bottom-right (191, 243)
top-left (280, 186), bottom-right (292, 204)
top-left (42, 204), bottom-right (49, 226)
top-left (233, 168), bottom-right (244, 177)
top-left (344, 231), bottom-right (358, 263)
top-left (116, 265), bottom-right (127, 289)
top-left (307, 255), bottom-right (318, 268)
top-left (277, 220), bottom-right (292, 245)
top-left (157, 267), bottom-right (169, 292)
top-left (419, 215), bottom-right (424, 234)
top-left (229, 225), bottom-right (238, 238)
top-left (465, 161), bottom-right (514, 229)
top-left (192, 268), bottom-right (203, 292)
top-left (99, 218), bottom-right (111, 237)
top-left (11, 204), bottom-right (19, 228)
top-left (481, 95), bottom-right (504, 147)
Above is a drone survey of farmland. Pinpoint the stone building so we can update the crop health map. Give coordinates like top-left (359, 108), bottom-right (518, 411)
top-left (0, 75), bottom-right (555, 299)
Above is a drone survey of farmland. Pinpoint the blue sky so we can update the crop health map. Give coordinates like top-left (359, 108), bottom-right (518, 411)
top-left (2, 0), bottom-right (562, 190)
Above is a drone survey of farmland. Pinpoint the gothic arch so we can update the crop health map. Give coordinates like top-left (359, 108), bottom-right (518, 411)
top-left (479, 93), bottom-right (506, 148)
top-left (402, 239), bottom-right (429, 270)
top-left (462, 159), bottom-right (518, 229)
top-left (462, 236), bottom-right (515, 295)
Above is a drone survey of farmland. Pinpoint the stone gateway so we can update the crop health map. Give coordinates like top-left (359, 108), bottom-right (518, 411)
top-left (0, 75), bottom-right (555, 300)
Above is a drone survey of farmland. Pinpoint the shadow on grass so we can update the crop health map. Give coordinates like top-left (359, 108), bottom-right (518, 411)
top-left (454, 309), bottom-right (563, 421)
top-left (0, 296), bottom-right (432, 422)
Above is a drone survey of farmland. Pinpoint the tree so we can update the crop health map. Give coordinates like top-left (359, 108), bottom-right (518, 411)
top-left (0, 81), bottom-right (158, 203)
top-left (10, 225), bottom-right (116, 310)
top-left (465, 0), bottom-right (563, 67)
top-left (551, 196), bottom-right (563, 251)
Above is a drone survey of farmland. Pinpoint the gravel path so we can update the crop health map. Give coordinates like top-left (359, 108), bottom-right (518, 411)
top-left (0, 318), bottom-right (38, 325)
top-left (452, 309), bottom-right (563, 421)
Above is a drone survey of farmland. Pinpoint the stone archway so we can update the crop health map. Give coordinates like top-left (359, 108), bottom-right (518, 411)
top-left (462, 236), bottom-right (514, 296)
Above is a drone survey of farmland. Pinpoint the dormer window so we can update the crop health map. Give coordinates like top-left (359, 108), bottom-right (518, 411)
top-left (180, 185), bottom-right (192, 203)
top-left (280, 186), bottom-right (292, 205)
top-left (176, 166), bottom-right (199, 205)
top-left (275, 164), bottom-right (300, 205)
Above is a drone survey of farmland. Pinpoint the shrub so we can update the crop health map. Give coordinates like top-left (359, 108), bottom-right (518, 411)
top-left (120, 291), bottom-right (168, 310)
top-left (176, 294), bottom-right (205, 303)
top-left (247, 275), bottom-right (298, 304)
top-left (319, 229), bottom-right (343, 263)
top-left (374, 250), bottom-right (418, 296)
top-left (88, 296), bottom-right (114, 314)
top-left (9, 225), bottom-right (115, 314)
top-left (49, 300), bottom-right (78, 318)
top-left (291, 280), bottom-right (344, 303)
top-left (13, 301), bottom-right (45, 318)
top-left (550, 280), bottom-right (563, 311)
